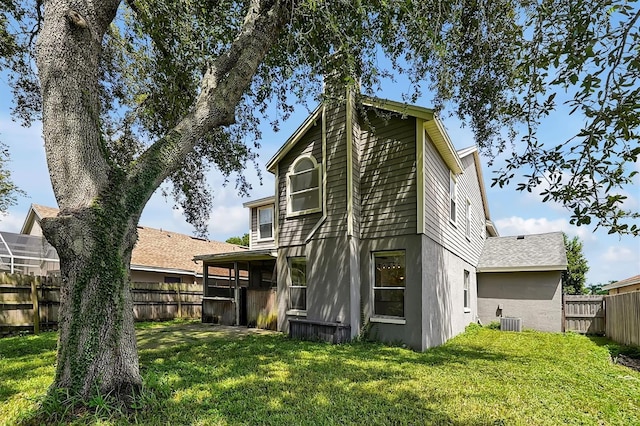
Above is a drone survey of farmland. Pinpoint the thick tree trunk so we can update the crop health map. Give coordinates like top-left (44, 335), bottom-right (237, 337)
top-left (42, 207), bottom-right (142, 399)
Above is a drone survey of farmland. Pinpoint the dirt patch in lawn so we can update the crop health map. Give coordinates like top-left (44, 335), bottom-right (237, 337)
top-left (616, 354), bottom-right (640, 372)
top-left (136, 322), bottom-right (279, 351)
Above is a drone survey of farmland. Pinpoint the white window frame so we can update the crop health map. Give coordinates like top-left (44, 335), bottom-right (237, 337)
top-left (372, 250), bottom-right (406, 320)
top-left (449, 172), bottom-right (457, 225)
top-left (464, 270), bottom-right (471, 313)
top-left (465, 199), bottom-right (471, 240)
top-left (288, 257), bottom-right (307, 313)
top-left (256, 206), bottom-right (274, 241)
top-left (286, 155), bottom-right (322, 217)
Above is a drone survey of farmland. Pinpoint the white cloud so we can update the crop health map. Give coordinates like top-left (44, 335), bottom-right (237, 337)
top-left (602, 245), bottom-right (638, 264)
top-left (494, 216), bottom-right (596, 241)
top-left (0, 210), bottom-right (25, 233)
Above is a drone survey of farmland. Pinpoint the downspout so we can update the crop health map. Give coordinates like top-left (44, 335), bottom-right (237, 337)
top-left (304, 104), bottom-right (328, 244)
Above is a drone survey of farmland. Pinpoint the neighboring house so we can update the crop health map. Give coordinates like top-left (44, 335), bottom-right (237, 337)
top-left (603, 275), bottom-right (640, 295)
top-left (16, 203), bottom-right (245, 284)
top-left (476, 232), bottom-right (567, 332)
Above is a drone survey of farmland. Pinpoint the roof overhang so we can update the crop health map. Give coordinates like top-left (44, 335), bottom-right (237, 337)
top-left (242, 196), bottom-right (276, 208)
top-left (424, 117), bottom-right (464, 175)
top-left (130, 264), bottom-right (199, 277)
top-left (266, 105), bottom-right (323, 173)
top-left (485, 220), bottom-right (499, 238)
top-left (477, 264), bottom-right (567, 273)
top-left (194, 249), bottom-right (277, 263)
top-left (602, 276), bottom-right (640, 290)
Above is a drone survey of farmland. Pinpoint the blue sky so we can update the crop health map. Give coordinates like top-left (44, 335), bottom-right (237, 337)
top-left (0, 74), bottom-right (638, 287)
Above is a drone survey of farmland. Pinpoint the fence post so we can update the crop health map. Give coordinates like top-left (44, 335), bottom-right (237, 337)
top-left (31, 276), bottom-right (40, 335)
top-left (176, 283), bottom-right (182, 318)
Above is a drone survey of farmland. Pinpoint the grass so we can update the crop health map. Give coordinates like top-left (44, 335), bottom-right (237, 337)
top-left (1, 322), bottom-right (639, 425)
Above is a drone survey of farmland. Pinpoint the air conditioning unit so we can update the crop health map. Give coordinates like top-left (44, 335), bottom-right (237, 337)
top-left (500, 317), bottom-right (522, 332)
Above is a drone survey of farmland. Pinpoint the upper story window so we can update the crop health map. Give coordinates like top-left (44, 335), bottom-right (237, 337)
top-left (465, 199), bottom-right (471, 239)
top-left (257, 206), bottom-right (273, 240)
top-left (287, 155), bottom-right (322, 216)
top-left (449, 172), bottom-right (457, 224)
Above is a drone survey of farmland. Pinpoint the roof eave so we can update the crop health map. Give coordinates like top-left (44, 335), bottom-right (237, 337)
top-left (242, 196), bottom-right (276, 208)
top-left (477, 264), bottom-right (568, 273)
top-left (265, 105), bottom-right (323, 173)
top-left (424, 117), bottom-right (464, 175)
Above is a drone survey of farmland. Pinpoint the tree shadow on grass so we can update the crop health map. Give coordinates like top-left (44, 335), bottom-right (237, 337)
top-left (132, 328), bottom-right (518, 425)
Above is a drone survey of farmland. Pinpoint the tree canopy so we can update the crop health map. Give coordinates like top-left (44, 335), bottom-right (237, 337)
top-left (563, 233), bottom-right (590, 295)
top-left (226, 233), bottom-right (250, 247)
top-left (2, 0), bottom-right (639, 237)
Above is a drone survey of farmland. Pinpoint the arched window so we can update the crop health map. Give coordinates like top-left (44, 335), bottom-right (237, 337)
top-left (287, 155), bottom-right (322, 216)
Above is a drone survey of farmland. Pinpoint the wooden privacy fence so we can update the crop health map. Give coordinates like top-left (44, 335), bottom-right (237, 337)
top-left (0, 273), bottom-right (202, 335)
top-left (563, 295), bottom-right (605, 335)
top-left (606, 292), bottom-right (640, 347)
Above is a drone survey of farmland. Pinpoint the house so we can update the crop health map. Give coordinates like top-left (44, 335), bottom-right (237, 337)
top-left (16, 203), bottom-right (245, 284)
top-left (476, 232), bottom-right (567, 332)
top-left (603, 275), bottom-right (640, 295)
top-left (197, 93), bottom-right (568, 350)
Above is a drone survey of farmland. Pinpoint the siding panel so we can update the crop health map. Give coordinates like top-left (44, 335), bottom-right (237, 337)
top-left (360, 113), bottom-right (417, 239)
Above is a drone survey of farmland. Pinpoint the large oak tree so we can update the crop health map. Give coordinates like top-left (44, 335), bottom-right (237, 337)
top-left (1, 0), bottom-right (638, 404)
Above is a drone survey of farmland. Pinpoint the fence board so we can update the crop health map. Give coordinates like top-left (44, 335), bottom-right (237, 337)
top-left (0, 273), bottom-right (204, 335)
top-left (563, 295), bottom-right (605, 335)
top-left (606, 292), bottom-right (640, 347)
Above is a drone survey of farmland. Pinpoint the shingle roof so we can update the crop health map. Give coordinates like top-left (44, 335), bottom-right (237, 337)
top-left (25, 204), bottom-right (245, 276)
top-left (477, 232), bottom-right (567, 272)
top-left (602, 274), bottom-right (640, 291)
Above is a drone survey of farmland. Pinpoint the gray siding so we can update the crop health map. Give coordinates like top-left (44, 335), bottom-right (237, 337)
top-left (249, 206), bottom-right (276, 250)
top-left (351, 104), bottom-right (361, 237)
top-left (315, 102), bottom-right (348, 239)
top-left (477, 271), bottom-right (563, 332)
top-left (359, 113), bottom-right (417, 239)
top-left (277, 122), bottom-right (323, 247)
top-left (423, 138), bottom-right (486, 266)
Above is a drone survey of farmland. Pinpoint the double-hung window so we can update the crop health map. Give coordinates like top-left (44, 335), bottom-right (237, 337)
top-left (464, 270), bottom-right (470, 312)
top-left (449, 173), bottom-right (457, 224)
top-left (289, 257), bottom-right (307, 311)
top-left (257, 206), bottom-right (273, 240)
top-left (287, 155), bottom-right (321, 216)
top-left (373, 251), bottom-right (406, 318)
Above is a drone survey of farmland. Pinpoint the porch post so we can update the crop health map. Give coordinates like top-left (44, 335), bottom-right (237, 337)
top-left (234, 262), bottom-right (240, 325)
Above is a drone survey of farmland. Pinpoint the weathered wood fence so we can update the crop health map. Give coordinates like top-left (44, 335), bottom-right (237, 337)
top-left (0, 273), bottom-right (202, 335)
top-left (563, 295), bottom-right (605, 335)
top-left (606, 292), bottom-right (640, 347)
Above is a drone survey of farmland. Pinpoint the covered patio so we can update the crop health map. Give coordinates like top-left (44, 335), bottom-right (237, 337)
top-left (195, 249), bottom-right (277, 328)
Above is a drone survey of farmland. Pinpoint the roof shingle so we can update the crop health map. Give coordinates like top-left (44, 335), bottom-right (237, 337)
top-left (478, 232), bottom-right (567, 272)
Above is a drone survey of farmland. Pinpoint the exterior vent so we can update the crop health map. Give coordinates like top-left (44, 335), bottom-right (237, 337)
top-left (516, 235), bottom-right (525, 240)
top-left (500, 317), bottom-right (522, 332)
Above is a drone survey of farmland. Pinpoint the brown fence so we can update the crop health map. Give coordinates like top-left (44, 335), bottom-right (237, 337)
top-left (606, 292), bottom-right (640, 347)
top-left (563, 295), bottom-right (605, 335)
top-left (0, 273), bottom-right (202, 335)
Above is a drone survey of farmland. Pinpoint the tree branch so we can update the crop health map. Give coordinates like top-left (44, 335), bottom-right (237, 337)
top-left (126, 0), bottom-right (292, 212)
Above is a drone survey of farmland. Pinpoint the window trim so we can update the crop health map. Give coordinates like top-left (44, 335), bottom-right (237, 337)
top-left (286, 155), bottom-right (322, 217)
top-left (256, 205), bottom-right (274, 241)
top-left (371, 250), bottom-right (406, 320)
top-left (449, 172), bottom-right (457, 225)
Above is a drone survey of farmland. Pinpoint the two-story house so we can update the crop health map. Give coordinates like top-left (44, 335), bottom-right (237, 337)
top-left (197, 93), bottom-right (567, 350)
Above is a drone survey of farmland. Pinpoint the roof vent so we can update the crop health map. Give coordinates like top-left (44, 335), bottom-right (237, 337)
top-left (517, 235), bottom-right (525, 240)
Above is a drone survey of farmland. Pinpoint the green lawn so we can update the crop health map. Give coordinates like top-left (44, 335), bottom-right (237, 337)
top-left (1, 322), bottom-right (639, 425)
